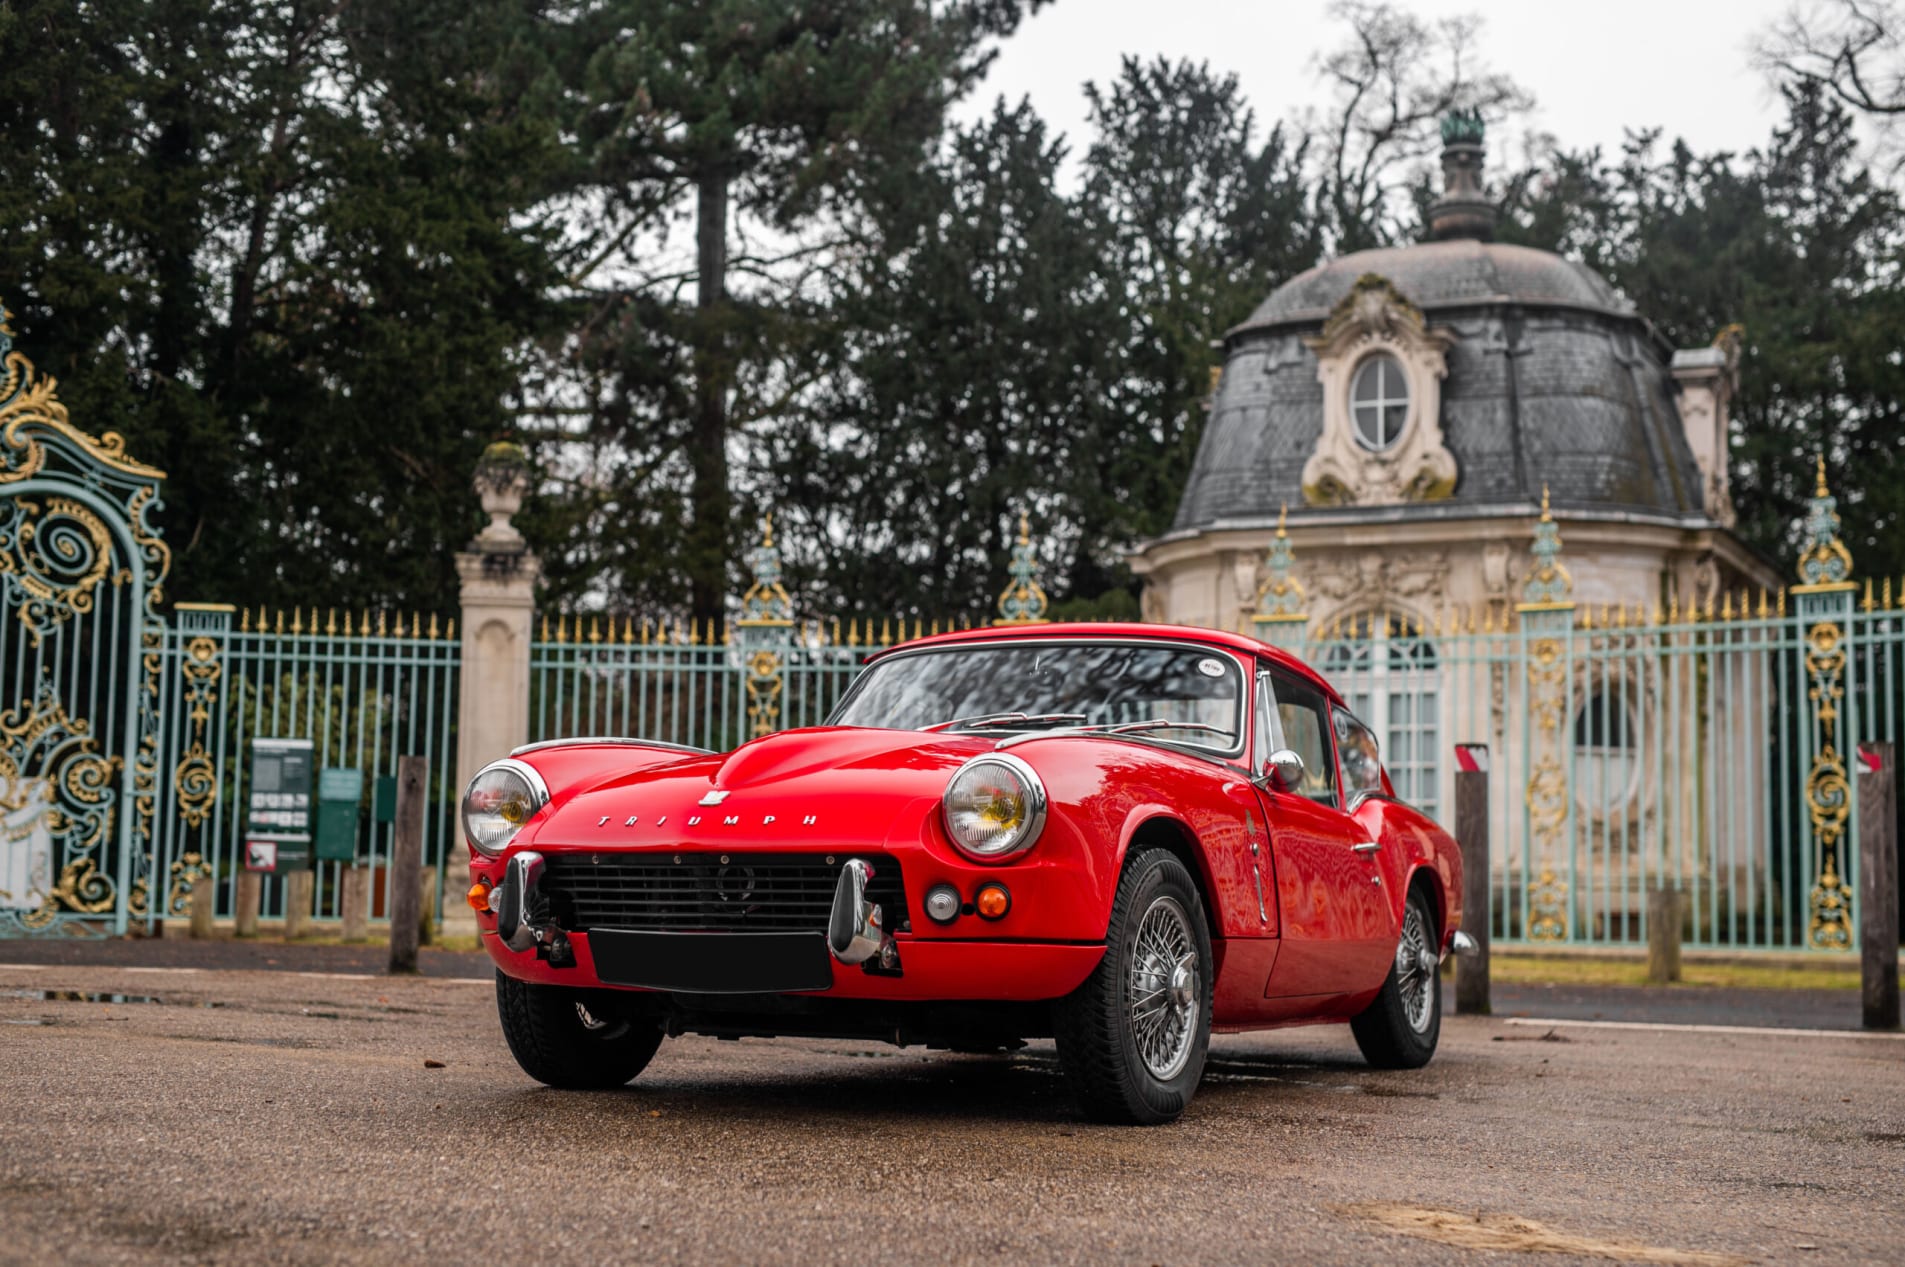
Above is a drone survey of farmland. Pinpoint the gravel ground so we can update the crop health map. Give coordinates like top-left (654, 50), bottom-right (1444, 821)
top-left (2, 960), bottom-right (1901, 1265)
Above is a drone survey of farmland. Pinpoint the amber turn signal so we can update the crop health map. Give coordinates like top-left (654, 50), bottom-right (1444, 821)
top-left (466, 882), bottom-right (492, 913)
top-left (974, 884), bottom-right (1011, 920)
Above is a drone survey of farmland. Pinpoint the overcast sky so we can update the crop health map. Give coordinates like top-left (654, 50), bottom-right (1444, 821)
top-left (957, 0), bottom-right (1798, 177)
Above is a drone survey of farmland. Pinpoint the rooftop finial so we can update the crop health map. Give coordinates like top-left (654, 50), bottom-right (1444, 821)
top-left (1439, 107), bottom-right (1485, 145)
top-left (1429, 107), bottom-right (1495, 242)
top-left (1814, 453), bottom-right (1829, 499)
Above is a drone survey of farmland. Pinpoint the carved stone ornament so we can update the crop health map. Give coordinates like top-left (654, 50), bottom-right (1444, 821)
top-left (1300, 274), bottom-right (1459, 507)
top-left (1304, 549), bottom-right (1449, 610)
top-left (472, 441), bottom-right (530, 552)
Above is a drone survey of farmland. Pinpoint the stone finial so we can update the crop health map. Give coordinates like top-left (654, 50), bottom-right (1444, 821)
top-left (1519, 486), bottom-right (1574, 607)
top-left (471, 441), bottom-right (530, 552)
top-left (1253, 505), bottom-right (1308, 626)
top-left (1795, 456), bottom-right (1855, 590)
top-left (994, 511), bottom-right (1050, 626)
top-left (739, 513), bottom-right (793, 627)
top-left (1430, 107), bottom-right (1495, 241)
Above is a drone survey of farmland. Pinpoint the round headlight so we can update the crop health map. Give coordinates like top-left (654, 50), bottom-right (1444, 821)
top-left (461, 759), bottom-right (549, 856)
top-left (942, 754), bottom-right (1047, 861)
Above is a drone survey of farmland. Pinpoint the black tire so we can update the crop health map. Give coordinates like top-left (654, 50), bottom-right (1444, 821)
top-left (494, 971), bottom-right (663, 1089)
top-left (1350, 884), bottom-right (1442, 1069)
top-left (1055, 849), bottom-right (1214, 1125)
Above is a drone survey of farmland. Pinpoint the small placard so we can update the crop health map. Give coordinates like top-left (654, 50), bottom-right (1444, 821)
top-left (244, 840), bottom-right (279, 873)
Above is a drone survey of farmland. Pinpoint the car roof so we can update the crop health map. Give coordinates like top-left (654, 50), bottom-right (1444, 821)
top-left (861, 621), bottom-right (1344, 705)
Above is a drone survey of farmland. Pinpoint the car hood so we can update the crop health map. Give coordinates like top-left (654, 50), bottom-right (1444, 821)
top-left (527, 726), bottom-right (995, 848)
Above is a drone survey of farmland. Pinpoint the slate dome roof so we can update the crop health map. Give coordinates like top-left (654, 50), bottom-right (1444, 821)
top-left (1238, 239), bottom-right (1632, 333)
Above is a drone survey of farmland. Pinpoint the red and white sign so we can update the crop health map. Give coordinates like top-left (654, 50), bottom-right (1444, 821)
top-left (1454, 744), bottom-right (1489, 774)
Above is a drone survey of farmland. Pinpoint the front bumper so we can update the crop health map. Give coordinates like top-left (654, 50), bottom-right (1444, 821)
top-left (484, 928), bottom-right (1105, 1002)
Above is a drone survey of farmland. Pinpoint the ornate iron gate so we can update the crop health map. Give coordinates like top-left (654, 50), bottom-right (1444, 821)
top-left (0, 311), bottom-right (167, 935)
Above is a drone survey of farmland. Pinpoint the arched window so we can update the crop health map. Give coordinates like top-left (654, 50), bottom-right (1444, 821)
top-left (1320, 613), bottom-right (1439, 814)
top-left (1573, 689), bottom-right (1639, 812)
top-left (1350, 353), bottom-right (1409, 451)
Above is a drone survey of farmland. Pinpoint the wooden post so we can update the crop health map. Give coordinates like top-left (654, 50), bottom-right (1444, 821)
top-left (188, 874), bottom-right (215, 939)
top-left (418, 869), bottom-right (438, 947)
top-left (1859, 742), bottom-right (1899, 1030)
top-left (1647, 886), bottom-right (1683, 983)
top-left (388, 755), bottom-right (426, 974)
top-left (284, 870), bottom-right (314, 939)
top-left (340, 867), bottom-right (369, 942)
top-left (1454, 747), bottom-right (1490, 1015)
top-left (234, 870), bottom-right (261, 937)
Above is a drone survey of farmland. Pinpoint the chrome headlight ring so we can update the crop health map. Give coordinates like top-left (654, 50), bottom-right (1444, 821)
top-left (941, 752), bottom-right (1048, 862)
top-left (460, 757), bottom-right (550, 857)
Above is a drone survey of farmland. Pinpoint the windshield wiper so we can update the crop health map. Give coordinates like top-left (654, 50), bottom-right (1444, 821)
top-left (1091, 720), bottom-right (1231, 739)
top-left (995, 718), bottom-right (1233, 749)
top-left (923, 712), bottom-right (1089, 733)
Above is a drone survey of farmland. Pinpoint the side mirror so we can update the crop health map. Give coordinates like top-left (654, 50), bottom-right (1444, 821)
top-left (1261, 748), bottom-right (1305, 793)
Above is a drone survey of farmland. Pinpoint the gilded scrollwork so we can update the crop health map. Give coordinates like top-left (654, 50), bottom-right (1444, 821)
top-left (994, 511), bottom-right (1050, 625)
top-left (745, 647), bottom-right (785, 739)
top-left (1517, 489), bottom-right (1574, 941)
top-left (0, 301), bottom-right (168, 933)
top-left (1794, 461), bottom-right (1856, 950)
top-left (172, 635), bottom-right (221, 828)
top-left (1803, 616), bottom-right (1854, 949)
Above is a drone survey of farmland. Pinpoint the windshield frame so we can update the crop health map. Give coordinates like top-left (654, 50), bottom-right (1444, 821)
top-left (826, 636), bottom-right (1253, 761)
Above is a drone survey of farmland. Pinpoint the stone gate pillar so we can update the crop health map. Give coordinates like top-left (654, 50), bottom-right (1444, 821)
top-left (444, 444), bottom-right (539, 937)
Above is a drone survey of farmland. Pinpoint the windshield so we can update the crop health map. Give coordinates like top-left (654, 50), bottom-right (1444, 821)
top-left (830, 641), bottom-right (1246, 753)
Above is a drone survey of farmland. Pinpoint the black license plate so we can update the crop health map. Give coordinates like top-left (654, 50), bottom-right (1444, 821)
top-left (587, 930), bottom-right (834, 994)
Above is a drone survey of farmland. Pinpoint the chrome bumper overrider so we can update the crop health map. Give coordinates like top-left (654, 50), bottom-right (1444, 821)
top-left (1448, 931), bottom-right (1479, 959)
top-left (829, 859), bottom-right (899, 970)
top-left (492, 850), bottom-right (547, 952)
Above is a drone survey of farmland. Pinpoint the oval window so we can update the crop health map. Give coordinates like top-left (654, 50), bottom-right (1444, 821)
top-left (1350, 353), bottom-right (1409, 451)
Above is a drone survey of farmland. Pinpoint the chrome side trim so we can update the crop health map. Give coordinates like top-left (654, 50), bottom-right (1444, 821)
top-left (510, 736), bottom-right (712, 758)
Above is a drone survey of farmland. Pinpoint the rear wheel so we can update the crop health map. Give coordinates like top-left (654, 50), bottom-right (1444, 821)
top-left (1350, 885), bottom-right (1441, 1069)
top-left (1055, 850), bottom-right (1213, 1125)
top-left (494, 971), bottom-right (663, 1089)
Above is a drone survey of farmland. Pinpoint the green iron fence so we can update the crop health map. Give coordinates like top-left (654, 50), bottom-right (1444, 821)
top-left (147, 605), bottom-right (462, 932)
top-left (527, 614), bottom-right (951, 747)
top-left (1301, 597), bottom-right (1903, 951)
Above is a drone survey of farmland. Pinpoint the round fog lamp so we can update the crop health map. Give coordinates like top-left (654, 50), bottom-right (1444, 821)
top-left (975, 884), bottom-right (1012, 920)
top-left (924, 884), bottom-right (962, 924)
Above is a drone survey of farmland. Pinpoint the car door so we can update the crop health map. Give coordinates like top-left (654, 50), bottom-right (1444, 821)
top-left (1255, 665), bottom-right (1397, 998)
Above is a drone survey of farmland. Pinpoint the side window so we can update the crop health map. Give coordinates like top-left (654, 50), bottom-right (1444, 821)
top-left (1335, 709), bottom-right (1385, 802)
top-left (1264, 670), bottom-right (1338, 807)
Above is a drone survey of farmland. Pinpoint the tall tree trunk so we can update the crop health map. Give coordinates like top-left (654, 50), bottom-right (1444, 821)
top-left (690, 167), bottom-right (732, 628)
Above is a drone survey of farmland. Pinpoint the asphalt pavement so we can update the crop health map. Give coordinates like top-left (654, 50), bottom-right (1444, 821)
top-left (1, 946), bottom-right (1901, 1265)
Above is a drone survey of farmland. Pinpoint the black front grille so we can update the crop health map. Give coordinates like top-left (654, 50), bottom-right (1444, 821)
top-left (542, 852), bottom-right (909, 934)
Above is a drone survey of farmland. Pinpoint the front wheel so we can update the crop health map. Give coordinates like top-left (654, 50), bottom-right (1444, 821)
top-left (1350, 885), bottom-right (1442, 1069)
top-left (1055, 850), bottom-right (1213, 1125)
top-left (494, 971), bottom-right (664, 1089)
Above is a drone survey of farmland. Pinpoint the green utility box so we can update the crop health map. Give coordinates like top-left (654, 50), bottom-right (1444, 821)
top-left (313, 767), bottom-right (365, 863)
top-left (245, 738), bottom-right (315, 872)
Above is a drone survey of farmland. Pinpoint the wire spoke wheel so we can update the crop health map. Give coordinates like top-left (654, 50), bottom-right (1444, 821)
top-left (1125, 895), bottom-right (1200, 1081)
top-left (1393, 901), bottom-right (1435, 1034)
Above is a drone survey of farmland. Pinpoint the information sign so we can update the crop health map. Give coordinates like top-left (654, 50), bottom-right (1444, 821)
top-left (246, 738), bottom-right (315, 869)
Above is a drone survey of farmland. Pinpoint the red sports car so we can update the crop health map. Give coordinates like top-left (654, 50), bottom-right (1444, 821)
top-left (463, 622), bottom-right (1472, 1124)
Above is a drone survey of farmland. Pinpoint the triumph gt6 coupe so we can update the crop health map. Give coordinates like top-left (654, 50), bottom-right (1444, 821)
top-left (462, 622), bottom-right (1472, 1124)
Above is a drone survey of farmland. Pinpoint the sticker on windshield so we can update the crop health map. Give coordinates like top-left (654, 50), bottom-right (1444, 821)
top-left (1196, 658), bottom-right (1227, 678)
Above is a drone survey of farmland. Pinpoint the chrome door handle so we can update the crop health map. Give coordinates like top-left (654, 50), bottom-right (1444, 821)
top-left (1352, 841), bottom-right (1381, 854)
